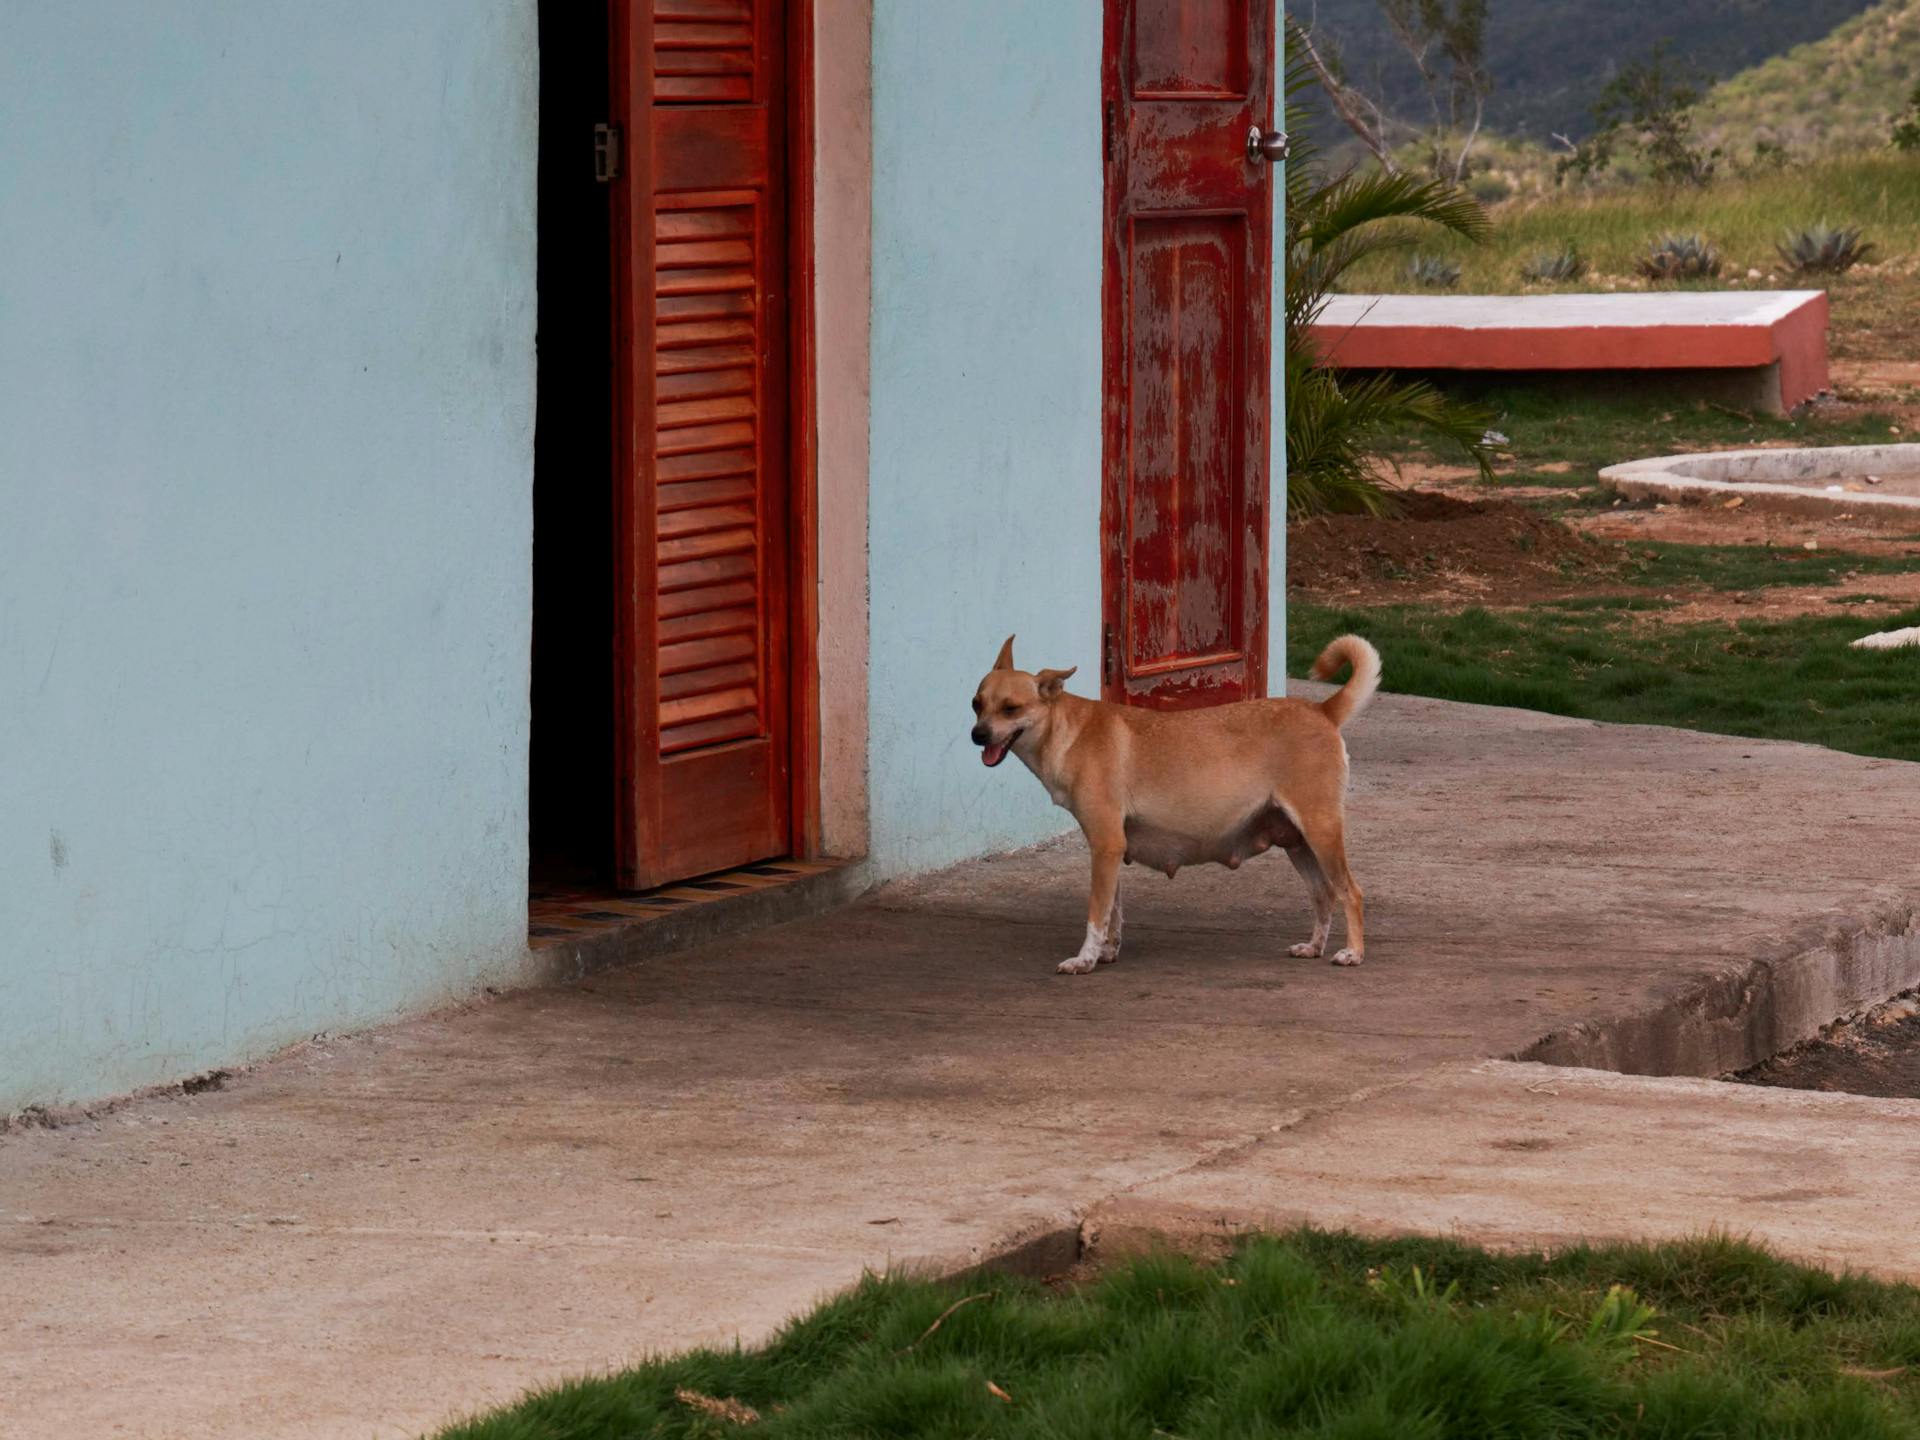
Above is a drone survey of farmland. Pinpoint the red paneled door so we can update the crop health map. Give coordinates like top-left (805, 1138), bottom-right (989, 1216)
top-left (1101, 0), bottom-right (1276, 708)
top-left (612, 0), bottom-right (793, 889)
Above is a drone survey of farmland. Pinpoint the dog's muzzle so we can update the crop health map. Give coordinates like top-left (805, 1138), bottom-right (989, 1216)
top-left (973, 724), bottom-right (1016, 768)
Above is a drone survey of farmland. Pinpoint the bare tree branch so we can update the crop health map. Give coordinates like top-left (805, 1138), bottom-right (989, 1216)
top-left (1292, 21), bottom-right (1401, 174)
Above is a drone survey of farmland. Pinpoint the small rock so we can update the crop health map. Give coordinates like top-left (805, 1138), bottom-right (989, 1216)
top-left (1803, 540), bottom-right (1819, 551)
top-left (1723, 496), bottom-right (1745, 509)
top-left (1867, 474), bottom-right (1884, 485)
top-left (1746, 267), bottom-right (1763, 280)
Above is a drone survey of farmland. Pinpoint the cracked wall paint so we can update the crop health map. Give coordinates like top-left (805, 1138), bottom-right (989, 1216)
top-left (0, 1), bottom-right (538, 1112)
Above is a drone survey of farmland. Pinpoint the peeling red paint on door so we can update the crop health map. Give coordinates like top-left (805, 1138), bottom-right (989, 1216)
top-left (1102, 0), bottom-right (1274, 708)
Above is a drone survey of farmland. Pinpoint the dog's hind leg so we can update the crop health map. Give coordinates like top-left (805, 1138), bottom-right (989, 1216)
top-left (1299, 815), bottom-right (1365, 966)
top-left (1284, 844), bottom-right (1334, 959)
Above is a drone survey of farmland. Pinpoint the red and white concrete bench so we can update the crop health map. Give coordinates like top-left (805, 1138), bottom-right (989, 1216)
top-left (1308, 291), bottom-right (1830, 415)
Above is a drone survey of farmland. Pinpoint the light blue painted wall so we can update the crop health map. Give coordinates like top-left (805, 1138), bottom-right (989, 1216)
top-left (867, 1), bottom-right (1106, 878)
top-left (866, 2), bottom-right (1287, 879)
top-left (0, 2), bottom-right (539, 1112)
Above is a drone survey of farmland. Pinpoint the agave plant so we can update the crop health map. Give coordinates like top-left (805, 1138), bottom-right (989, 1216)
top-left (1634, 232), bottom-right (1721, 282)
top-left (1283, 22), bottom-right (1495, 517)
top-left (1777, 224), bottom-right (1875, 275)
top-left (1405, 253), bottom-right (1463, 289)
top-left (1520, 246), bottom-right (1587, 283)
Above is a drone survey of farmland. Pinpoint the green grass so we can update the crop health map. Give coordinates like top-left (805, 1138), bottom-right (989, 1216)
top-left (1623, 540), bottom-right (1920, 592)
top-left (1292, 601), bottom-right (1920, 762)
top-left (1471, 388), bottom-right (1915, 475)
top-left (1343, 154), bottom-right (1920, 356)
top-left (440, 1231), bottom-right (1920, 1438)
top-left (1381, 388), bottom-right (1912, 495)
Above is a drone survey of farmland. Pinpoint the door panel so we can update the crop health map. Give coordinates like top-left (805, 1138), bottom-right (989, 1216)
top-left (614, 0), bottom-right (791, 890)
top-left (1102, 0), bottom-right (1274, 709)
top-left (1124, 213), bottom-right (1245, 676)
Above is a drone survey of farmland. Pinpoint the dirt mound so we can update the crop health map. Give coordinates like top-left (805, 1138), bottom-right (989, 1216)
top-left (1288, 492), bottom-right (1614, 596)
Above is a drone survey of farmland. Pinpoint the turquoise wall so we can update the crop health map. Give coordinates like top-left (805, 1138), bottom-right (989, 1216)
top-left (866, 2), bottom-right (1287, 879)
top-left (0, 3), bottom-right (539, 1111)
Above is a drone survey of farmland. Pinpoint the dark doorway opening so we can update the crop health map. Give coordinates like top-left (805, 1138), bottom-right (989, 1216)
top-left (529, 1), bottom-right (615, 888)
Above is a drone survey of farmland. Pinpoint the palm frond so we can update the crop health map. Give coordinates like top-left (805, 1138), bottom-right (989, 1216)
top-left (1279, 18), bottom-right (1495, 519)
top-left (1297, 169), bottom-right (1490, 251)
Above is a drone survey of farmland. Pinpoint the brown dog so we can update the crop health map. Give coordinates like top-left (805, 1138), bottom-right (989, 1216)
top-left (971, 634), bottom-right (1379, 973)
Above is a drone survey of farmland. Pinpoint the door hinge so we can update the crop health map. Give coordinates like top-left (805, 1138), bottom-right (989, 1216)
top-left (1103, 623), bottom-right (1117, 683)
top-left (1104, 101), bottom-right (1115, 163)
top-left (594, 122), bottom-right (622, 183)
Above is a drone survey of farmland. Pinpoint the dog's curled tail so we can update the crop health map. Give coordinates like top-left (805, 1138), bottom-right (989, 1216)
top-left (1310, 635), bottom-right (1381, 729)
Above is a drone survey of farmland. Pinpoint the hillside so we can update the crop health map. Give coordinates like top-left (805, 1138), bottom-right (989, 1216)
top-left (1297, 0), bottom-right (1881, 145)
top-left (1696, 0), bottom-right (1920, 152)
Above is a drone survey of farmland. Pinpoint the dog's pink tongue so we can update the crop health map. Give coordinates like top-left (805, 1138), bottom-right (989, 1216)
top-left (981, 740), bottom-right (1008, 768)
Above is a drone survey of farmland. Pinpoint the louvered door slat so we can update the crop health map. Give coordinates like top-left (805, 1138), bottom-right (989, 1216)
top-left (616, 0), bottom-right (790, 890)
top-left (652, 195), bottom-right (771, 760)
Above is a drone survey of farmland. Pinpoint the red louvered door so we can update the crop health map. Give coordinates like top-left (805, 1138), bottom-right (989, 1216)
top-left (1100, 0), bottom-right (1275, 710)
top-left (612, 0), bottom-right (792, 889)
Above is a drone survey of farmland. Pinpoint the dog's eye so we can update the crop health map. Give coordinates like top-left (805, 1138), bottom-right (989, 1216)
top-left (1000, 702), bottom-right (1019, 715)
top-left (971, 697), bottom-right (982, 714)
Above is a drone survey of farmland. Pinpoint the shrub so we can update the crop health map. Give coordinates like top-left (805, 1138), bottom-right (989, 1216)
top-left (1406, 253), bottom-right (1464, 289)
top-left (1635, 232), bottom-right (1722, 282)
top-left (1558, 43), bottom-right (1719, 190)
top-left (1892, 83), bottom-right (1920, 152)
top-left (1777, 223), bottom-right (1876, 274)
top-left (1468, 172), bottom-right (1514, 205)
top-left (1520, 246), bottom-right (1587, 283)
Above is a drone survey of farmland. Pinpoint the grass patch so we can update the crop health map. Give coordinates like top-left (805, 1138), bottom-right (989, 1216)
top-left (1344, 154), bottom-right (1920, 295)
top-left (1396, 387), bottom-right (1912, 480)
top-left (440, 1231), bottom-right (1920, 1439)
top-left (1292, 602), bottom-right (1920, 762)
top-left (1625, 540), bottom-right (1920, 592)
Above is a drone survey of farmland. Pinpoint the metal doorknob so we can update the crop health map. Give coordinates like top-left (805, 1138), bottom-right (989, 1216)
top-left (1246, 126), bottom-right (1290, 164)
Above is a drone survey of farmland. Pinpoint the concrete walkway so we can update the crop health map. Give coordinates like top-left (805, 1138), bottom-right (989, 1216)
top-left (5, 691), bottom-right (1920, 1439)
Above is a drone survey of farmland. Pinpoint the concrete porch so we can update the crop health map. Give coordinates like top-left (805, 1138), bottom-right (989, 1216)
top-left (5, 689), bottom-right (1920, 1439)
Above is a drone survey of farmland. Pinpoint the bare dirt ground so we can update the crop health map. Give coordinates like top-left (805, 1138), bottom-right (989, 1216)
top-left (1291, 374), bottom-right (1920, 620)
top-left (1286, 490), bottom-right (1616, 605)
top-left (1735, 995), bottom-right (1920, 1099)
top-left (1288, 489), bottom-right (1920, 618)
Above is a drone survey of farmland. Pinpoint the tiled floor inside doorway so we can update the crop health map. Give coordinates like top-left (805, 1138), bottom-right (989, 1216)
top-left (527, 858), bottom-right (842, 950)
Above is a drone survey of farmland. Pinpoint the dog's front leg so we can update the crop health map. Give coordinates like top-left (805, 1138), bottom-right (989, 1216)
top-left (1059, 832), bottom-right (1124, 976)
top-left (1101, 885), bottom-right (1124, 963)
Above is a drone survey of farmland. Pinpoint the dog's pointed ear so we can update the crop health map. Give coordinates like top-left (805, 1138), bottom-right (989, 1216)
top-left (992, 634), bottom-right (1017, 672)
top-left (1036, 665), bottom-right (1077, 701)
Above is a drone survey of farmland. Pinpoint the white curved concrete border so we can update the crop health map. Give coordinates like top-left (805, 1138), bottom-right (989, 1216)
top-left (1854, 627), bottom-right (1920, 651)
top-left (1600, 443), bottom-right (1920, 518)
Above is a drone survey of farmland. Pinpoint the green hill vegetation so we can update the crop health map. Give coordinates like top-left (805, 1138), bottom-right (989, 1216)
top-left (1697, 0), bottom-right (1920, 153)
top-left (1297, 0), bottom-right (1880, 145)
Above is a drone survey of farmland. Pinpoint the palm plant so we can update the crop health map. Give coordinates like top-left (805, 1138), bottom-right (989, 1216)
top-left (1283, 22), bottom-right (1496, 517)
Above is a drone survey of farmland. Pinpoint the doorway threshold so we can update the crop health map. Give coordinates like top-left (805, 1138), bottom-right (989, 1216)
top-left (528, 859), bottom-right (870, 979)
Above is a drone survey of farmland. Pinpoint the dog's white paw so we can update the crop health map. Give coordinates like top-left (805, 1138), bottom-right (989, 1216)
top-left (1330, 948), bottom-right (1363, 967)
top-left (1288, 942), bottom-right (1323, 959)
top-left (1057, 953), bottom-right (1101, 975)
